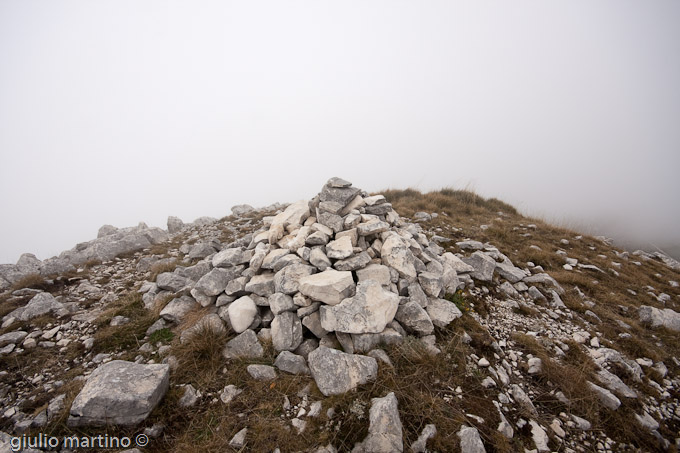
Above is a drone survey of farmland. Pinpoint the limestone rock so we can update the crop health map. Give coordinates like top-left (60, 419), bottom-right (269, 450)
top-left (308, 346), bottom-right (378, 396)
top-left (223, 330), bottom-right (264, 359)
top-left (425, 298), bottom-right (462, 328)
top-left (353, 392), bottom-right (403, 453)
top-left (298, 269), bottom-right (356, 305)
top-left (320, 280), bottom-right (399, 334)
top-left (228, 296), bottom-right (258, 333)
top-left (271, 311), bottom-right (303, 351)
top-left (68, 361), bottom-right (169, 427)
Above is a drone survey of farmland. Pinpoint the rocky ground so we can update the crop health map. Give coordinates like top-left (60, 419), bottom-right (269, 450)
top-left (0, 178), bottom-right (679, 452)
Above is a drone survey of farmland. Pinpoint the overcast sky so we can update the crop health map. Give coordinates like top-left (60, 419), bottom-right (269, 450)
top-left (1, 1), bottom-right (679, 264)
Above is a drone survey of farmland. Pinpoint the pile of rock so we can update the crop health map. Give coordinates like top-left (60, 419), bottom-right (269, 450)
top-left (141, 177), bottom-right (477, 398)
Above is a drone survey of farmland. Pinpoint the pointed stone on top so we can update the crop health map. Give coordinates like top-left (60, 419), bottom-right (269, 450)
top-left (327, 177), bottom-right (353, 188)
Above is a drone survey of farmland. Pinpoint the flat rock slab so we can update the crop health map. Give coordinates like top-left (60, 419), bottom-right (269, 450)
top-left (68, 361), bottom-right (169, 427)
top-left (298, 269), bottom-right (356, 305)
top-left (353, 392), bottom-right (403, 452)
top-left (308, 346), bottom-right (377, 396)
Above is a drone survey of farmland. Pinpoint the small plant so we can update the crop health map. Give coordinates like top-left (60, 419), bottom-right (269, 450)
top-left (149, 328), bottom-right (174, 344)
top-left (445, 290), bottom-right (470, 313)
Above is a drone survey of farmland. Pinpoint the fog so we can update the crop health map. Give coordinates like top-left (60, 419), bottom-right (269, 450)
top-left (1, 1), bottom-right (679, 264)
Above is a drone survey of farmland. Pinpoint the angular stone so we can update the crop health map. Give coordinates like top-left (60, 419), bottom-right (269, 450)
top-left (320, 280), bottom-right (399, 334)
top-left (245, 273), bottom-right (275, 296)
top-left (357, 220), bottom-right (390, 236)
top-left (68, 361), bottom-right (169, 427)
top-left (306, 231), bottom-right (330, 246)
top-left (356, 264), bottom-right (391, 286)
top-left (352, 328), bottom-right (404, 353)
top-left (195, 267), bottom-right (242, 298)
top-left (418, 272), bottom-right (444, 298)
top-left (159, 295), bottom-right (198, 324)
top-left (274, 264), bottom-right (316, 295)
top-left (298, 269), bottom-right (356, 305)
top-left (588, 382), bottom-right (621, 410)
top-left (227, 296), bottom-right (258, 333)
top-left (0, 331), bottom-right (28, 347)
top-left (334, 252), bottom-right (371, 271)
top-left (156, 272), bottom-right (191, 292)
top-left (212, 247), bottom-right (251, 268)
top-left (596, 369), bottom-right (637, 399)
top-left (395, 301), bottom-right (434, 336)
top-left (326, 236), bottom-right (353, 260)
top-left (310, 247), bottom-right (332, 271)
top-left (167, 216), bottom-right (184, 234)
top-left (5, 292), bottom-right (65, 322)
top-left (353, 392), bottom-right (403, 452)
top-left (223, 330), bottom-right (264, 359)
top-left (639, 305), bottom-right (680, 331)
top-left (247, 364), bottom-right (277, 381)
top-left (411, 424), bottom-right (437, 453)
top-left (229, 427), bottom-right (248, 449)
top-left (302, 311), bottom-right (328, 338)
top-left (220, 385), bottom-right (243, 404)
top-left (269, 293), bottom-right (296, 315)
top-left (274, 351), bottom-right (310, 375)
top-left (308, 346), bottom-right (378, 396)
top-left (496, 262), bottom-right (527, 283)
top-left (441, 252), bottom-right (475, 273)
top-left (271, 311), bottom-right (303, 351)
top-left (457, 426), bottom-right (486, 453)
top-left (381, 234), bottom-right (418, 282)
top-left (319, 182), bottom-right (361, 206)
top-left (425, 298), bottom-right (462, 328)
top-left (462, 252), bottom-right (496, 282)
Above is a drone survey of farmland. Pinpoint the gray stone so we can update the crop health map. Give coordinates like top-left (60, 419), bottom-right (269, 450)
top-left (274, 264), bottom-right (316, 295)
top-left (159, 295), bottom-right (197, 324)
top-left (308, 346), bottom-right (378, 396)
top-left (229, 427), bottom-right (248, 449)
top-left (462, 252), bottom-right (496, 282)
top-left (0, 331), bottom-right (28, 347)
top-left (353, 392), bottom-right (403, 452)
top-left (302, 311), bottom-right (328, 338)
top-left (310, 247), bottom-right (332, 271)
top-left (510, 384), bottom-right (537, 415)
top-left (352, 328), bottom-right (403, 353)
top-left (588, 382), bottom-right (621, 410)
top-left (635, 411), bottom-right (659, 431)
top-left (496, 262), bottom-right (527, 283)
top-left (441, 252), bottom-right (475, 273)
top-left (306, 230), bottom-right (330, 246)
top-left (5, 292), bottom-right (65, 322)
top-left (425, 298), bottom-right (462, 328)
top-left (381, 234), bottom-right (417, 281)
top-left (167, 216), bottom-right (184, 234)
top-left (194, 267), bottom-right (242, 298)
top-left (320, 280), bottom-right (399, 334)
top-left (68, 361), bottom-right (169, 427)
top-left (395, 301), bottom-right (434, 336)
top-left (274, 351), bottom-right (310, 375)
top-left (319, 181), bottom-right (361, 206)
top-left (456, 240), bottom-right (484, 251)
top-left (356, 264), bottom-right (391, 286)
top-left (231, 204), bottom-right (254, 216)
top-left (326, 236), bottom-right (354, 260)
top-left (187, 242), bottom-right (217, 260)
top-left (639, 305), bottom-right (680, 331)
top-left (269, 293), bottom-right (296, 315)
top-left (212, 247), bottom-right (251, 268)
top-left (220, 385), bottom-right (243, 404)
top-left (223, 330), bottom-right (264, 359)
top-left (245, 272), bottom-right (275, 296)
top-left (529, 420), bottom-right (549, 452)
top-left (247, 364), bottom-right (277, 381)
top-left (357, 220), bottom-right (390, 236)
top-left (457, 425), bottom-right (486, 453)
top-left (411, 424), bottom-right (437, 453)
top-left (334, 252), bottom-right (372, 271)
top-left (271, 311), bottom-right (303, 351)
top-left (418, 272), bottom-right (444, 298)
top-left (596, 369), bottom-right (637, 398)
top-left (178, 384), bottom-right (200, 408)
top-left (298, 269), bottom-right (356, 305)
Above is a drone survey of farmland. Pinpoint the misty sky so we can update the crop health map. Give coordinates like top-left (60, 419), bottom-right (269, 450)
top-left (1, 1), bottom-right (679, 264)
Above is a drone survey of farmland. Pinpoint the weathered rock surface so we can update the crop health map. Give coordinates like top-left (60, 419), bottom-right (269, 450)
top-left (308, 346), bottom-right (378, 396)
top-left (298, 270), bottom-right (356, 305)
top-left (352, 392), bottom-right (403, 452)
top-left (68, 361), bottom-right (169, 427)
